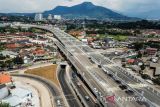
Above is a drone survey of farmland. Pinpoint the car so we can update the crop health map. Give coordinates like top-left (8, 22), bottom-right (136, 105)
top-left (98, 65), bottom-right (101, 68)
top-left (115, 80), bottom-right (121, 84)
top-left (119, 85), bottom-right (127, 90)
top-left (136, 101), bottom-right (143, 105)
top-left (146, 80), bottom-right (154, 85)
top-left (98, 92), bottom-right (102, 97)
top-left (90, 59), bottom-right (95, 64)
top-left (72, 72), bottom-right (76, 78)
top-left (85, 96), bottom-right (90, 101)
top-left (108, 74), bottom-right (113, 77)
top-left (93, 88), bottom-right (98, 93)
top-left (56, 100), bottom-right (61, 106)
top-left (125, 90), bottom-right (134, 95)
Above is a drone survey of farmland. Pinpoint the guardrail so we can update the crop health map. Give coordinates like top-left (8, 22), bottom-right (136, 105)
top-left (14, 24), bottom-right (159, 107)
top-left (55, 41), bottom-right (108, 107)
top-left (66, 65), bottom-right (99, 107)
top-left (56, 65), bottom-right (70, 107)
top-left (90, 57), bottom-right (157, 107)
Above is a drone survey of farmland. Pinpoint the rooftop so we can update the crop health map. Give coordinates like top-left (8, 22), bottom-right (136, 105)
top-left (2, 95), bottom-right (22, 107)
top-left (32, 48), bottom-right (46, 55)
top-left (0, 50), bottom-right (18, 57)
top-left (11, 87), bottom-right (32, 98)
top-left (0, 73), bottom-right (12, 84)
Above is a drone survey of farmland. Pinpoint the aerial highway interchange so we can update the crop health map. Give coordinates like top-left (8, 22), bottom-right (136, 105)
top-left (14, 23), bottom-right (160, 107)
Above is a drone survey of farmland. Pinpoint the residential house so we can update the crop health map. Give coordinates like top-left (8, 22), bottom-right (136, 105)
top-left (0, 73), bottom-right (12, 84)
top-left (146, 48), bottom-right (158, 56)
top-left (104, 37), bottom-right (116, 48)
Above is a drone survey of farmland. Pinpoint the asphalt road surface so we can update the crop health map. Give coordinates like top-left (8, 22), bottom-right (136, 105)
top-left (58, 67), bottom-right (81, 107)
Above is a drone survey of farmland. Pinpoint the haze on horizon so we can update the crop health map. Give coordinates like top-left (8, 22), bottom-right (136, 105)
top-left (0, 0), bottom-right (160, 19)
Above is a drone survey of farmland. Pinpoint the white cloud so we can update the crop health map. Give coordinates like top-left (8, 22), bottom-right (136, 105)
top-left (0, 0), bottom-right (67, 13)
top-left (0, 0), bottom-right (160, 18)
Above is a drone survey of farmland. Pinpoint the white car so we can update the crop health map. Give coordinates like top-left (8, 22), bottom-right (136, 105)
top-left (56, 100), bottom-right (61, 106)
top-left (85, 96), bottom-right (90, 101)
top-left (93, 88), bottom-right (98, 93)
top-left (146, 80), bottom-right (154, 85)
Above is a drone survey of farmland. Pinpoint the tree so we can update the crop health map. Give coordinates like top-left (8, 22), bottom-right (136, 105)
top-left (0, 44), bottom-right (5, 51)
top-left (1, 62), bottom-right (7, 68)
top-left (132, 42), bottom-right (144, 51)
top-left (5, 59), bottom-right (14, 68)
top-left (140, 64), bottom-right (145, 70)
top-left (141, 74), bottom-right (151, 80)
top-left (134, 29), bottom-right (141, 34)
top-left (13, 56), bottom-right (24, 65)
top-left (0, 102), bottom-right (10, 107)
top-left (139, 70), bottom-right (143, 74)
top-left (0, 54), bottom-right (6, 60)
top-left (137, 51), bottom-right (142, 58)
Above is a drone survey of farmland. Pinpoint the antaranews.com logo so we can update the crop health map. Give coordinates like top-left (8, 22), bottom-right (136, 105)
top-left (106, 95), bottom-right (147, 103)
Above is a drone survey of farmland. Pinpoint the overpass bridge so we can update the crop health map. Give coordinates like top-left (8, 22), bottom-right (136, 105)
top-left (15, 24), bottom-right (160, 107)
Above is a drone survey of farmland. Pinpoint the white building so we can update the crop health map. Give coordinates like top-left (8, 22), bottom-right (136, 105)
top-left (0, 84), bottom-right (9, 100)
top-left (0, 51), bottom-right (18, 58)
top-left (34, 13), bottom-right (43, 21)
top-left (47, 14), bottom-right (52, 20)
top-left (11, 88), bottom-right (32, 99)
top-left (23, 56), bottom-right (31, 64)
top-left (2, 88), bottom-right (33, 107)
top-left (2, 95), bottom-right (22, 107)
top-left (29, 39), bottom-right (48, 44)
top-left (54, 15), bottom-right (62, 20)
top-left (81, 39), bottom-right (88, 45)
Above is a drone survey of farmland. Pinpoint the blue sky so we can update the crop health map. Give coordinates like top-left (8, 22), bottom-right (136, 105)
top-left (0, 0), bottom-right (160, 19)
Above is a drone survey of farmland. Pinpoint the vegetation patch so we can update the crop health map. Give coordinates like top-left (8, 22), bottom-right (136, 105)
top-left (25, 65), bottom-right (59, 87)
top-left (0, 102), bottom-right (10, 107)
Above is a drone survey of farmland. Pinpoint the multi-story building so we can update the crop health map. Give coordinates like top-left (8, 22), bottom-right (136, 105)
top-left (54, 15), bottom-right (62, 20)
top-left (34, 13), bottom-right (43, 21)
top-left (47, 14), bottom-right (52, 20)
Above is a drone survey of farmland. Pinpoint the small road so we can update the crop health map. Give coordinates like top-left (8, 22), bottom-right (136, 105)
top-left (58, 67), bottom-right (81, 107)
top-left (8, 62), bottom-right (53, 74)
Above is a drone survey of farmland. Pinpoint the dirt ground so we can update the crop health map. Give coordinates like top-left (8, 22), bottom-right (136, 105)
top-left (25, 64), bottom-right (59, 87)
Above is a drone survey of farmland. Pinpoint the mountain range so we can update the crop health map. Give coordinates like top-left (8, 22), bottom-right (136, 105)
top-left (0, 2), bottom-right (139, 20)
top-left (44, 2), bottom-right (136, 20)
